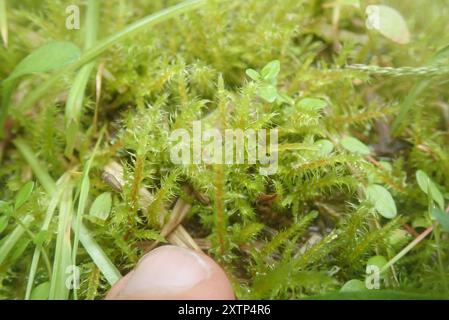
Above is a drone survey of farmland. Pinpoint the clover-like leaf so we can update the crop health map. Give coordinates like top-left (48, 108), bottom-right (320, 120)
top-left (416, 170), bottom-right (444, 210)
top-left (366, 184), bottom-right (397, 219)
top-left (245, 68), bottom-right (260, 81)
top-left (260, 60), bottom-right (280, 80)
top-left (89, 192), bottom-right (112, 221)
top-left (315, 139), bottom-right (334, 156)
top-left (365, 5), bottom-right (410, 44)
top-left (297, 98), bottom-right (327, 111)
top-left (340, 279), bottom-right (366, 292)
top-left (367, 255), bottom-right (387, 270)
top-left (341, 137), bottom-right (371, 155)
top-left (432, 208), bottom-right (449, 233)
top-left (258, 84), bottom-right (278, 103)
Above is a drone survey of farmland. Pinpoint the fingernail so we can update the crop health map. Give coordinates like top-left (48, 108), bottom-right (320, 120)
top-left (119, 245), bottom-right (212, 298)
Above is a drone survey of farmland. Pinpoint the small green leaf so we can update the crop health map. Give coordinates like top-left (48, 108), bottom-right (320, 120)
top-left (341, 137), bottom-right (371, 155)
top-left (340, 279), bottom-right (366, 292)
top-left (416, 170), bottom-right (445, 210)
top-left (89, 192), bottom-right (112, 221)
top-left (315, 139), bottom-right (334, 156)
top-left (412, 217), bottom-right (430, 229)
top-left (365, 5), bottom-right (410, 44)
top-left (14, 181), bottom-right (34, 210)
top-left (245, 68), bottom-right (260, 81)
top-left (30, 281), bottom-right (50, 300)
top-left (258, 84), bottom-right (278, 103)
top-left (6, 41), bottom-right (81, 82)
top-left (366, 184), bottom-right (397, 219)
top-left (367, 255), bottom-right (388, 279)
top-left (297, 98), bottom-right (327, 110)
top-left (276, 92), bottom-right (294, 105)
top-left (432, 208), bottom-right (449, 233)
top-left (260, 60), bottom-right (280, 80)
top-left (378, 161), bottom-right (392, 172)
top-left (367, 255), bottom-right (387, 269)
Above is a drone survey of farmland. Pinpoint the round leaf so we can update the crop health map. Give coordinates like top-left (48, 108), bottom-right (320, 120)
top-left (416, 170), bottom-right (444, 210)
top-left (367, 255), bottom-right (387, 270)
top-left (340, 279), bottom-right (366, 292)
top-left (432, 208), bottom-right (449, 233)
top-left (341, 137), bottom-right (371, 155)
top-left (261, 60), bottom-right (280, 80)
top-left (365, 5), bottom-right (410, 44)
top-left (245, 68), bottom-right (260, 81)
top-left (258, 84), bottom-right (278, 103)
top-left (366, 184), bottom-right (397, 219)
top-left (315, 139), bottom-right (334, 156)
top-left (89, 192), bottom-right (112, 221)
top-left (297, 98), bottom-right (327, 110)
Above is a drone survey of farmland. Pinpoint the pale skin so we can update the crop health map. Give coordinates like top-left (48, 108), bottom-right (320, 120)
top-left (106, 245), bottom-right (235, 300)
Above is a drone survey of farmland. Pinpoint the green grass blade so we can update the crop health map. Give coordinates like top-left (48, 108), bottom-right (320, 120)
top-left (15, 139), bottom-right (121, 290)
top-left (25, 176), bottom-right (66, 300)
top-left (78, 223), bottom-right (121, 285)
top-left (65, 0), bottom-right (99, 156)
top-left (0, 0), bottom-right (7, 47)
top-left (72, 129), bottom-right (104, 299)
top-left (65, 63), bottom-right (95, 156)
top-left (13, 139), bottom-right (57, 194)
top-left (0, 215), bottom-right (33, 266)
top-left (18, 0), bottom-right (205, 113)
top-left (49, 178), bottom-right (73, 300)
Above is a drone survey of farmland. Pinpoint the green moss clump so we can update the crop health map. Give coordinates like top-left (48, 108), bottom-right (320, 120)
top-left (0, 0), bottom-right (449, 299)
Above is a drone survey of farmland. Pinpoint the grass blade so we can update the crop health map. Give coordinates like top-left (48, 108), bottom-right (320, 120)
top-left (72, 129), bottom-right (104, 299)
top-left (25, 175), bottom-right (66, 300)
top-left (78, 223), bottom-right (121, 285)
top-left (15, 139), bottom-right (121, 291)
top-left (65, 0), bottom-right (99, 156)
top-left (0, 0), bottom-right (7, 48)
top-left (13, 139), bottom-right (56, 194)
top-left (0, 215), bottom-right (33, 266)
top-left (48, 177), bottom-right (73, 300)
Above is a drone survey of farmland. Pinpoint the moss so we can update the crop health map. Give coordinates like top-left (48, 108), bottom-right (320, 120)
top-left (0, 0), bottom-right (449, 299)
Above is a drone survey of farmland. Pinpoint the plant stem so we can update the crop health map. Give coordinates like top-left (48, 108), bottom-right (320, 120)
top-left (380, 226), bottom-right (433, 274)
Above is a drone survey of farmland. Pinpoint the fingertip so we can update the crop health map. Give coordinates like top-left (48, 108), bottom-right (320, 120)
top-left (106, 245), bottom-right (234, 300)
